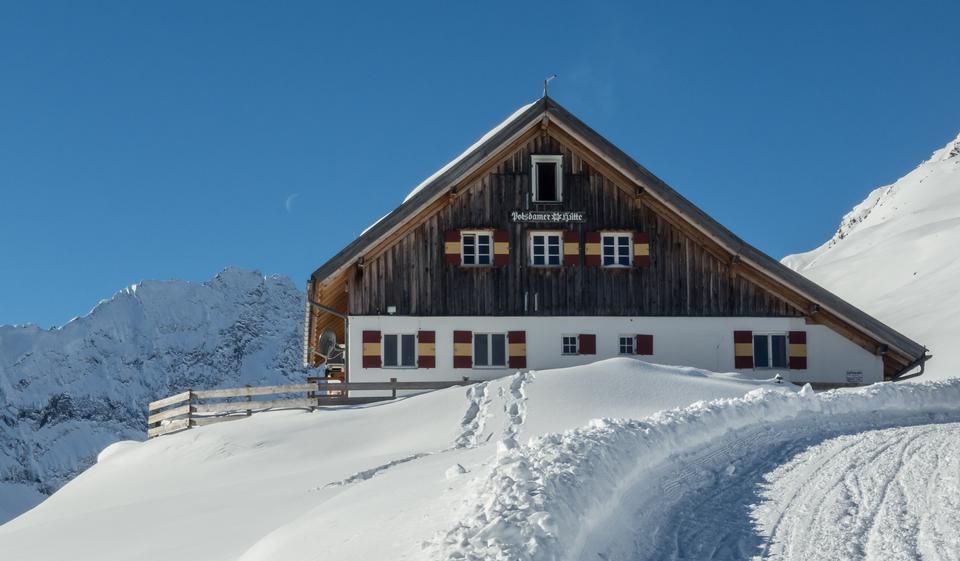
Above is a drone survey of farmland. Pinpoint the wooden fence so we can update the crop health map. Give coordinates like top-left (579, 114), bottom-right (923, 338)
top-left (146, 377), bottom-right (475, 438)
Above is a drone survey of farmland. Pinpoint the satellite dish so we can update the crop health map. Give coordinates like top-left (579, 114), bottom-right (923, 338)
top-left (318, 329), bottom-right (338, 359)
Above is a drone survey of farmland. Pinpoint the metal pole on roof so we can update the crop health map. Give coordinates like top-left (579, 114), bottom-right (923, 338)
top-left (543, 74), bottom-right (557, 98)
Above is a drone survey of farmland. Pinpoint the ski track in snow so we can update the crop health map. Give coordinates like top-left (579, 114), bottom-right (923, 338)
top-left (499, 371), bottom-right (532, 447)
top-left (429, 381), bottom-right (960, 561)
top-left (322, 373), bottom-right (531, 489)
top-left (455, 381), bottom-right (493, 449)
top-left (324, 452), bottom-right (432, 488)
top-left (639, 418), bottom-right (960, 561)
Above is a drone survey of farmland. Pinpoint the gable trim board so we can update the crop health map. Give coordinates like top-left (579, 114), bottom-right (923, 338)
top-left (307, 97), bottom-right (928, 379)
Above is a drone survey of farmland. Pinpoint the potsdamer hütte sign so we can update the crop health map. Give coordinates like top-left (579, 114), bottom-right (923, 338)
top-left (510, 210), bottom-right (586, 223)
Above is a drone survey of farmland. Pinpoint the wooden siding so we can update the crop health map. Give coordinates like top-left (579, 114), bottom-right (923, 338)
top-left (345, 133), bottom-right (804, 319)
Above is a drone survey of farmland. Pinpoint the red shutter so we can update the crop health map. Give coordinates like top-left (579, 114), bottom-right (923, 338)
top-left (788, 331), bottom-right (807, 370)
top-left (578, 333), bottom-right (596, 355)
top-left (444, 230), bottom-right (461, 265)
top-left (563, 231), bottom-right (580, 266)
top-left (508, 331), bottom-right (527, 369)
top-left (734, 330), bottom-right (754, 369)
top-left (493, 229), bottom-right (510, 267)
top-left (634, 231), bottom-right (650, 267)
top-left (453, 330), bottom-right (472, 368)
top-left (417, 330), bottom-right (436, 369)
top-left (362, 330), bottom-right (381, 368)
top-left (635, 334), bottom-right (653, 355)
top-left (584, 231), bottom-right (601, 267)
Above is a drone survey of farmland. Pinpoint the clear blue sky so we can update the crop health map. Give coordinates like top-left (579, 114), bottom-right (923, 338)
top-left (2, 1), bottom-right (958, 328)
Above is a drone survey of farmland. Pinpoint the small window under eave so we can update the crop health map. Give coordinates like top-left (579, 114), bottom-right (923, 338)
top-left (532, 155), bottom-right (563, 203)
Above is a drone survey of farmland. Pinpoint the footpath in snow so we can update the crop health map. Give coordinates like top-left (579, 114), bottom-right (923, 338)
top-left (1, 358), bottom-right (957, 561)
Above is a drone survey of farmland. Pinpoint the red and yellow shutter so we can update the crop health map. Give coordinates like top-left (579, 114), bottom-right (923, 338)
top-left (635, 334), bottom-right (654, 355)
top-left (634, 232), bottom-right (651, 267)
top-left (508, 331), bottom-right (526, 369)
top-left (362, 330), bottom-right (381, 368)
top-left (563, 231), bottom-right (580, 266)
top-left (734, 331), bottom-right (753, 368)
top-left (578, 333), bottom-right (596, 355)
top-left (493, 229), bottom-right (510, 267)
top-left (584, 232), bottom-right (601, 267)
top-left (453, 330), bottom-right (472, 368)
top-left (417, 330), bottom-right (436, 368)
top-left (444, 230), bottom-right (461, 265)
top-left (788, 331), bottom-right (807, 369)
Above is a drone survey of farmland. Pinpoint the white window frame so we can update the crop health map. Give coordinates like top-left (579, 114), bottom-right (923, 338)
top-left (529, 230), bottom-right (563, 267)
top-left (602, 232), bottom-right (633, 268)
top-left (752, 332), bottom-right (789, 369)
top-left (531, 155), bottom-right (563, 203)
top-left (473, 332), bottom-right (508, 368)
top-left (618, 335), bottom-right (635, 355)
top-left (461, 230), bottom-right (493, 267)
top-left (382, 333), bottom-right (417, 369)
top-left (561, 335), bottom-right (578, 355)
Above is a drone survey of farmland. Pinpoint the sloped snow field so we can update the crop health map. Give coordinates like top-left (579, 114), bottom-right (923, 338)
top-left (1, 358), bottom-right (957, 561)
top-left (783, 133), bottom-right (960, 380)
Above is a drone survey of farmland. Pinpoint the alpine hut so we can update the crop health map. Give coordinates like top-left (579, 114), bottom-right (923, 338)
top-left (303, 97), bottom-right (928, 387)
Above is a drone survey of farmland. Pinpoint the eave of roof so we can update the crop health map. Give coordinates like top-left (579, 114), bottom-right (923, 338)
top-left (309, 97), bottom-right (927, 365)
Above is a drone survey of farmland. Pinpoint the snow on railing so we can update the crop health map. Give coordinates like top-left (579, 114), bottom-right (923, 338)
top-left (146, 377), bottom-right (475, 438)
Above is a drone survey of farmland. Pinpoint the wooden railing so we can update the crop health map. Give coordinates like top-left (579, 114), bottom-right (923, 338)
top-left (146, 377), bottom-right (474, 438)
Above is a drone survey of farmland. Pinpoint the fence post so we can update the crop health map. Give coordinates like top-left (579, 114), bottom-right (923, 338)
top-left (245, 384), bottom-right (252, 416)
top-left (390, 377), bottom-right (397, 400)
top-left (186, 388), bottom-right (194, 429)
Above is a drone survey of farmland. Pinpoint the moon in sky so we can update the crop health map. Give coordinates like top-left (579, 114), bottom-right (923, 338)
top-left (285, 193), bottom-right (299, 213)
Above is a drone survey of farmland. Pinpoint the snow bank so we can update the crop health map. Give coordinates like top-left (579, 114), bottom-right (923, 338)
top-left (429, 379), bottom-right (960, 561)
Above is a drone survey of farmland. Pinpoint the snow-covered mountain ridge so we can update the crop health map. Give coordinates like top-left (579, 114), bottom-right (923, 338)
top-left (783, 132), bottom-right (960, 380)
top-left (0, 268), bottom-right (310, 523)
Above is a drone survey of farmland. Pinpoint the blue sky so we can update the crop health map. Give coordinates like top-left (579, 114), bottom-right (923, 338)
top-left (1, 1), bottom-right (958, 328)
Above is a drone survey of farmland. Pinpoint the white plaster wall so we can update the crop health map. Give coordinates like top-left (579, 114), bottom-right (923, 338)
top-left (346, 316), bottom-right (883, 385)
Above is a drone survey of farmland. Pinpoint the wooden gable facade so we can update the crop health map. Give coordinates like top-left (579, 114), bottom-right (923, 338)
top-left (305, 98), bottom-right (928, 381)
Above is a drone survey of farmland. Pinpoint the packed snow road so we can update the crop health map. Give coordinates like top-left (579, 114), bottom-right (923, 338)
top-left (636, 420), bottom-right (960, 561)
top-left (433, 380), bottom-right (960, 561)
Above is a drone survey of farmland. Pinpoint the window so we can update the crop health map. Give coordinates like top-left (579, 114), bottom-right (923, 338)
top-left (532, 155), bottom-right (563, 203)
top-left (461, 231), bottom-right (492, 266)
top-left (530, 231), bottom-right (562, 266)
top-left (602, 233), bottom-right (632, 267)
top-left (619, 336), bottom-right (635, 355)
top-left (383, 333), bottom-right (416, 368)
top-left (753, 334), bottom-right (788, 368)
top-left (562, 335), bottom-right (578, 355)
top-left (474, 333), bottom-right (507, 367)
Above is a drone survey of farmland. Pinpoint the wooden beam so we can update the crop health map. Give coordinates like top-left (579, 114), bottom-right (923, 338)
top-left (192, 384), bottom-right (316, 400)
top-left (147, 419), bottom-right (190, 438)
top-left (192, 398), bottom-right (317, 414)
top-left (148, 391), bottom-right (192, 411)
top-left (147, 404), bottom-right (194, 425)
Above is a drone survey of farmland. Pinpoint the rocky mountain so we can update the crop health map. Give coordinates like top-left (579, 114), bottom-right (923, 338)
top-left (0, 268), bottom-right (311, 523)
top-left (783, 132), bottom-right (960, 381)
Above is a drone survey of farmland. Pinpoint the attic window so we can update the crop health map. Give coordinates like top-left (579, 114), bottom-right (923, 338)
top-left (532, 155), bottom-right (563, 203)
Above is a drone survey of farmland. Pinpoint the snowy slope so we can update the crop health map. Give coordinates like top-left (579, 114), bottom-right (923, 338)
top-left (0, 359), bottom-right (789, 560)
top-left (0, 268), bottom-right (310, 523)
top-left (2, 357), bottom-right (958, 561)
top-left (783, 133), bottom-right (960, 380)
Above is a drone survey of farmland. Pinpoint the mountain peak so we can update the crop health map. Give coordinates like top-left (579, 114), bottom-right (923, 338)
top-left (933, 132), bottom-right (960, 162)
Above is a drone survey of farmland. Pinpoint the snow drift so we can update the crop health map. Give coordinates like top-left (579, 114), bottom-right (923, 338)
top-left (783, 133), bottom-right (960, 380)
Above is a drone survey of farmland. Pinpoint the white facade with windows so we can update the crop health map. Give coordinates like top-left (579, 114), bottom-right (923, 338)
top-left (347, 315), bottom-right (883, 385)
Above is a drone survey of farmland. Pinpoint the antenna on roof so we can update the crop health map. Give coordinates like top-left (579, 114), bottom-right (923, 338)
top-left (543, 74), bottom-right (557, 98)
